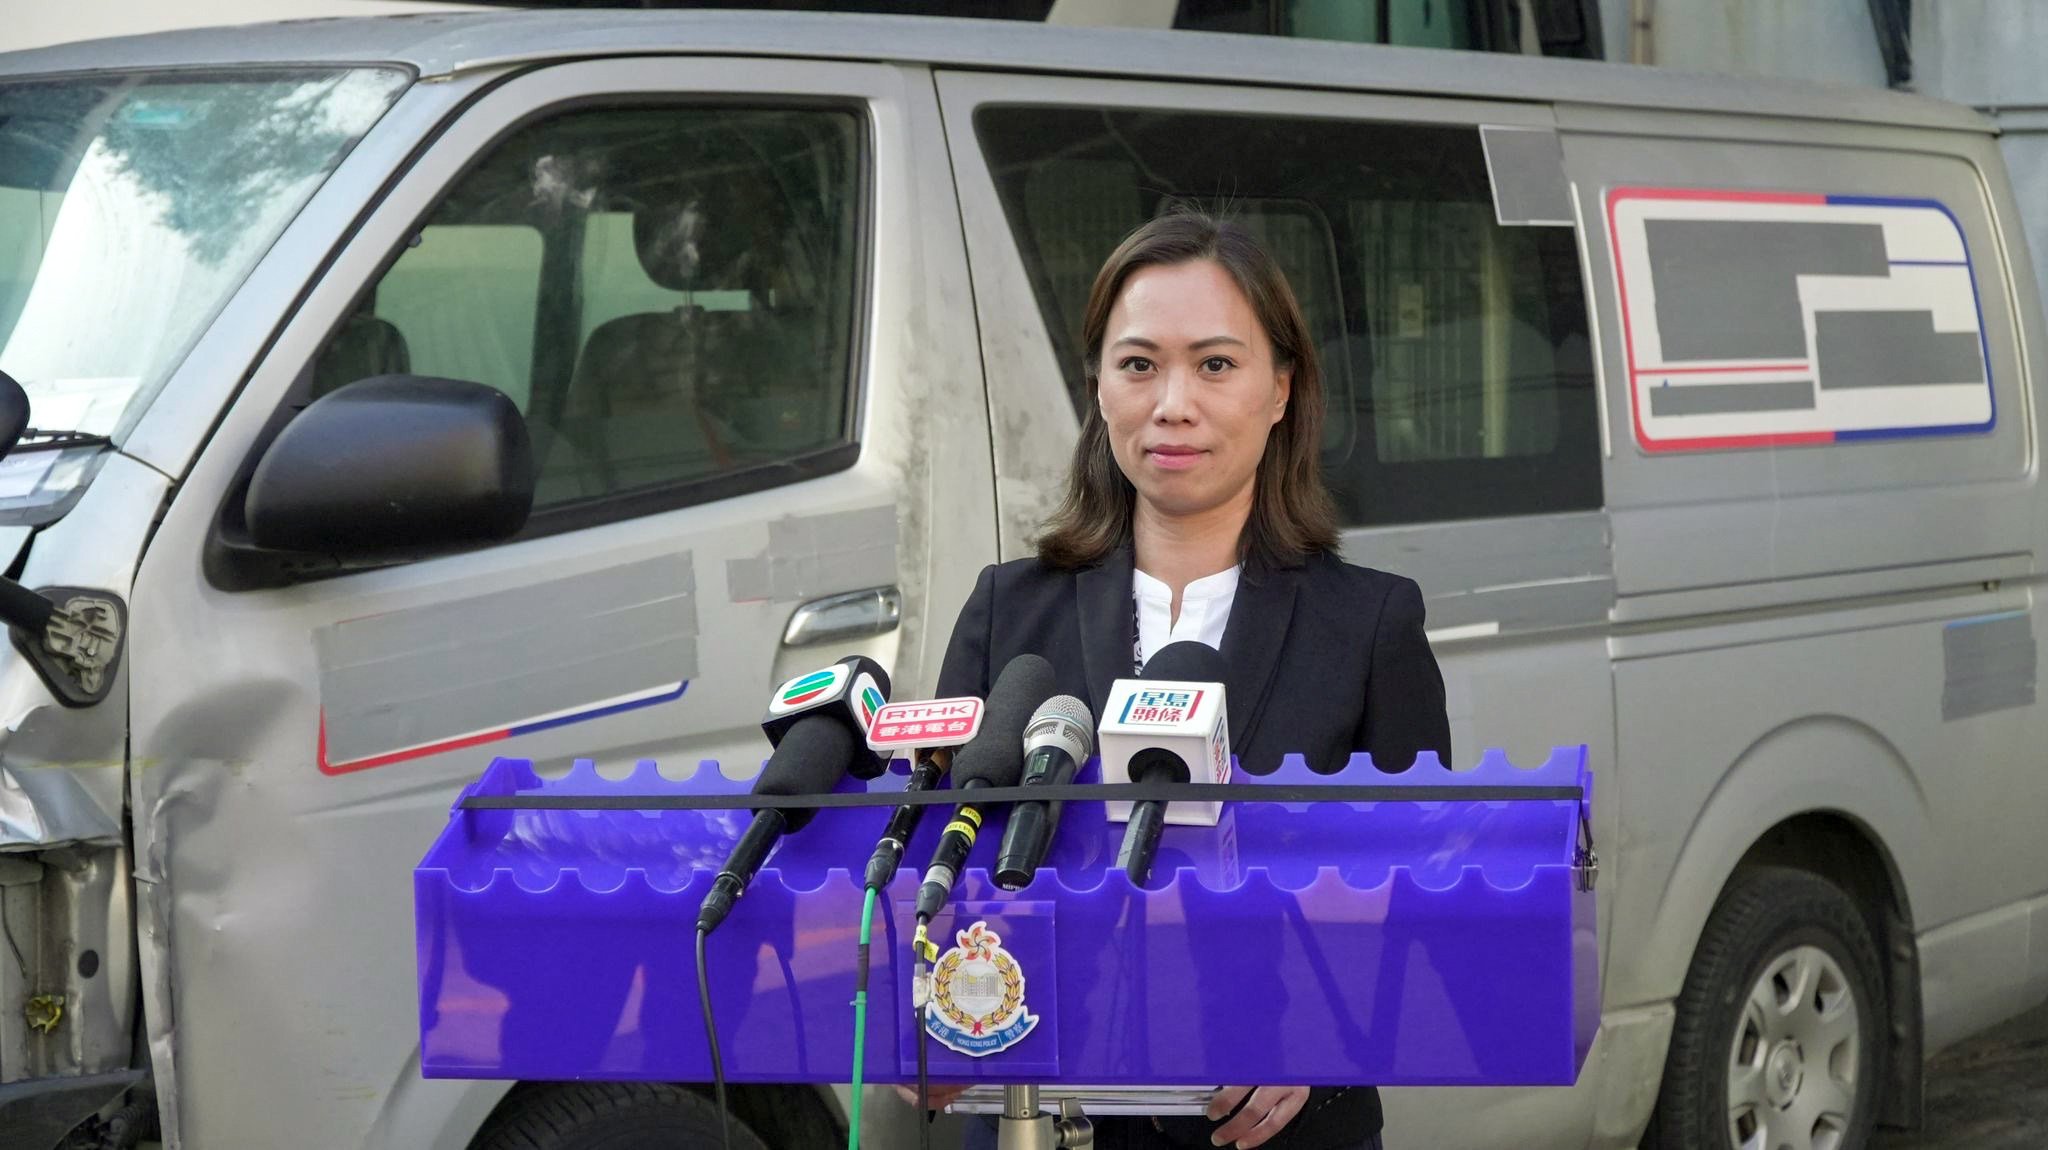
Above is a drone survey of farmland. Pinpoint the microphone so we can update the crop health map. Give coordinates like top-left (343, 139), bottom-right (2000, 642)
top-left (1100, 641), bottom-right (1230, 887)
top-left (993, 695), bottom-right (1094, 890)
top-left (697, 655), bottom-right (892, 934)
top-left (913, 653), bottom-right (1057, 921)
top-left (860, 696), bottom-right (987, 890)
top-left (760, 654), bottom-right (893, 784)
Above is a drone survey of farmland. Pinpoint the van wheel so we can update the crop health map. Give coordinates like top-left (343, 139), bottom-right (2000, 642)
top-left (1647, 866), bottom-right (1885, 1150)
top-left (472, 1082), bottom-right (768, 1150)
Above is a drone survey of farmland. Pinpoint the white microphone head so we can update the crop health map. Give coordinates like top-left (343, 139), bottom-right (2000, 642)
top-left (1096, 677), bottom-right (1230, 826)
top-left (1024, 694), bottom-right (1094, 765)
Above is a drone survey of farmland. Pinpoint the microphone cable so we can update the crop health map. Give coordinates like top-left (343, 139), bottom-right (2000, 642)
top-left (845, 885), bottom-right (878, 1150)
top-left (849, 746), bottom-right (951, 1150)
top-left (696, 926), bottom-right (733, 1150)
top-left (912, 915), bottom-right (939, 1150)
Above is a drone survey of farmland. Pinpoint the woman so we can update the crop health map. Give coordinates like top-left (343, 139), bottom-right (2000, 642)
top-left (928, 209), bottom-right (1450, 1150)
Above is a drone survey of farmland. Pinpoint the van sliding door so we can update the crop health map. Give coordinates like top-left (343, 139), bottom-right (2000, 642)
top-left (1564, 109), bottom-right (2048, 1054)
top-left (937, 69), bottom-right (1618, 1150)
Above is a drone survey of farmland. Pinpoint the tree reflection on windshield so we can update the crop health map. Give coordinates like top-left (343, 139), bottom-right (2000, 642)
top-left (0, 68), bottom-right (406, 458)
top-left (97, 71), bottom-right (402, 265)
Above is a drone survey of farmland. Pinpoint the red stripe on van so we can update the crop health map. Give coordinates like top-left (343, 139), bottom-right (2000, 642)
top-left (1634, 363), bottom-right (1811, 375)
top-left (1629, 430), bottom-right (1836, 452)
top-left (316, 714), bottom-right (511, 776)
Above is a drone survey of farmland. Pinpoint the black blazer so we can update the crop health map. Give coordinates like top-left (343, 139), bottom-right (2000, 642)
top-left (936, 543), bottom-right (1451, 776)
top-left (934, 543), bottom-right (1452, 1149)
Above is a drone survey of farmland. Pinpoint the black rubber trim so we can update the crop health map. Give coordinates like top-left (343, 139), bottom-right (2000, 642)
top-left (462, 781), bottom-right (1582, 811)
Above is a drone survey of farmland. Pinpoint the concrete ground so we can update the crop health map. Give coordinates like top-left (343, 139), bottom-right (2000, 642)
top-left (1875, 999), bottom-right (2048, 1149)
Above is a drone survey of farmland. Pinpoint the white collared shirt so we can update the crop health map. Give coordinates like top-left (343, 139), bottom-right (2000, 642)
top-left (1132, 564), bottom-right (1241, 671)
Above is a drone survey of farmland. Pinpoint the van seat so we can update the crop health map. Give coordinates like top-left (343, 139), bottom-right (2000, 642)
top-left (540, 309), bottom-right (729, 503)
top-left (536, 171), bottom-right (817, 503)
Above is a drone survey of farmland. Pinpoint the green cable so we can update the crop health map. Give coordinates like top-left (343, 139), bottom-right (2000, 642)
top-left (847, 886), bottom-right (878, 1150)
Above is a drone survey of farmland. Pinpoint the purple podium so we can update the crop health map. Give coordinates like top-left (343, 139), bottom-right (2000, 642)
top-left (414, 748), bottom-right (1597, 1086)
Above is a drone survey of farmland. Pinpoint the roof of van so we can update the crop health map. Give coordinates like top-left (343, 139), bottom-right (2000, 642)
top-left (0, 9), bottom-right (1992, 135)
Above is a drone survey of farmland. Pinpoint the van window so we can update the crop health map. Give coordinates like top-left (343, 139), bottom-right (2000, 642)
top-left (311, 105), bottom-right (863, 512)
top-left (974, 105), bottom-right (1601, 527)
top-left (357, 225), bottom-right (543, 407)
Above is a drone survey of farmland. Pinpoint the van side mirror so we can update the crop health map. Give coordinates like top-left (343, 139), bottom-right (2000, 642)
top-left (245, 375), bottom-right (534, 558)
top-left (0, 370), bottom-right (30, 459)
top-left (0, 371), bottom-right (125, 707)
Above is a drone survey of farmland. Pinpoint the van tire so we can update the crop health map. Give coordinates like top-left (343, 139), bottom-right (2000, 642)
top-left (1646, 866), bottom-right (1885, 1150)
top-left (472, 1082), bottom-right (768, 1150)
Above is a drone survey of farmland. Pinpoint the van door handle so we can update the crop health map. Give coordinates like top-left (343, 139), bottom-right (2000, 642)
top-left (782, 586), bottom-right (902, 648)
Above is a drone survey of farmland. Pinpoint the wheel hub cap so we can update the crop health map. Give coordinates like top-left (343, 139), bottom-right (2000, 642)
top-left (1765, 1040), bottom-right (1805, 1106)
top-left (1727, 944), bottom-right (1861, 1150)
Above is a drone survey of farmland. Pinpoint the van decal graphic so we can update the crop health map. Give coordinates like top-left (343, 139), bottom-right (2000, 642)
top-left (317, 681), bottom-right (689, 775)
top-left (312, 553), bottom-right (698, 775)
top-left (1607, 189), bottom-right (1995, 452)
top-left (1942, 611), bottom-right (2036, 722)
top-left (725, 506), bottom-right (898, 603)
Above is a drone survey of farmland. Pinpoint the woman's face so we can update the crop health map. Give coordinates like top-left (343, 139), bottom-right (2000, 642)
top-left (1098, 259), bottom-right (1292, 522)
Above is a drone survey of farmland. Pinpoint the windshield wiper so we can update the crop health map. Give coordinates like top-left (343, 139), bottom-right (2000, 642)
top-left (13, 427), bottom-right (111, 453)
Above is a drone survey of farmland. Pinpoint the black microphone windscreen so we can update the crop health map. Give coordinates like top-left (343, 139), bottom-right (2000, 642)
top-left (754, 714), bottom-right (857, 831)
top-left (1141, 640), bottom-right (1227, 683)
top-left (950, 653), bottom-right (1057, 789)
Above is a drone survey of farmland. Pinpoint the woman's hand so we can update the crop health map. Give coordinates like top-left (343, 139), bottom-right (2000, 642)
top-left (892, 1082), bottom-right (970, 1111)
top-left (1207, 1085), bottom-right (1311, 1148)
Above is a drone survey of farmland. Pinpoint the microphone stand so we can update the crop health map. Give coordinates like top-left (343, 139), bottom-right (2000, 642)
top-left (995, 1085), bottom-right (1092, 1149)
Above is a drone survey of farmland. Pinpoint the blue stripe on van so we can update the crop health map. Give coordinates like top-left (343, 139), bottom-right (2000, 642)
top-left (1826, 193), bottom-right (1996, 439)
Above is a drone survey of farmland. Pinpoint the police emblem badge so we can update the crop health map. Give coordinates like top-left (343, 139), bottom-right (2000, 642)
top-left (923, 920), bottom-right (1038, 1056)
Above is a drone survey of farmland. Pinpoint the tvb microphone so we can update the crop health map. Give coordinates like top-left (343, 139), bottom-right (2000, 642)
top-left (913, 653), bottom-right (1056, 921)
top-left (860, 696), bottom-right (986, 890)
top-left (1100, 641), bottom-right (1230, 887)
top-left (697, 655), bottom-right (892, 934)
top-left (993, 695), bottom-right (1094, 890)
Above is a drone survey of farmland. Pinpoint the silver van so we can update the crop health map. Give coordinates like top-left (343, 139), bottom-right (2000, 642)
top-left (0, 11), bottom-right (2042, 1150)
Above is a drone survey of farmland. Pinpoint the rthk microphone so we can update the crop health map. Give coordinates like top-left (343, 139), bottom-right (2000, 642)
top-left (913, 653), bottom-right (1057, 921)
top-left (860, 696), bottom-right (986, 891)
top-left (1099, 641), bottom-right (1230, 887)
top-left (993, 695), bottom-right (1094, 890)
top-left (696, 655), bottom-right (891, 934)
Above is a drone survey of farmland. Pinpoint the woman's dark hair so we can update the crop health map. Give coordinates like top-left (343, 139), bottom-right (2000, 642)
top-left (1036, 207), bottom-right (1340, 571)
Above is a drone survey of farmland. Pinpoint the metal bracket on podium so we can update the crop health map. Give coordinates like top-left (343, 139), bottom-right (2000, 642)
top-left (1574, 803), bottom-right (1600, 893)
top-left (997, 1085), bottom-right (1092, 1149)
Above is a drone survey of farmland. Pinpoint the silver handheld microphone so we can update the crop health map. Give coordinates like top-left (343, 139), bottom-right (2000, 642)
top-left (993, 695), bottom-right (1095, 890)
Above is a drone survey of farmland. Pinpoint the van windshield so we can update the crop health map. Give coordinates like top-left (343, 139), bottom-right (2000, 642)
top-left (0, 67), bottom-right (407, 519)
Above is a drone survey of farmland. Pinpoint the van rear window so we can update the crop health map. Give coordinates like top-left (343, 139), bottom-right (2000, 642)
top-left (974, 104), bottom-right (1601, 528)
